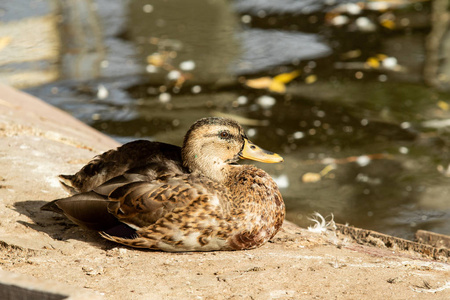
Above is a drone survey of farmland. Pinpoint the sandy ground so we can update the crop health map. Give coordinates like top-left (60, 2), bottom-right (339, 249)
top-left (0, 83), bottom-right (449, 299)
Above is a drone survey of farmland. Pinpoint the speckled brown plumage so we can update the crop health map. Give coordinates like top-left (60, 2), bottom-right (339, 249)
top-left (42, 117), bottom-right (285, 251)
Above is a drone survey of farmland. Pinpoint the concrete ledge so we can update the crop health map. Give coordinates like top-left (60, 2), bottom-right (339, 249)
top-left (0, 269), bottom-right (103, 300)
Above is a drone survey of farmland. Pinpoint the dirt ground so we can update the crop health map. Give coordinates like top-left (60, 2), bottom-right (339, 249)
top-left (0, 83), bottom-right (449, 299)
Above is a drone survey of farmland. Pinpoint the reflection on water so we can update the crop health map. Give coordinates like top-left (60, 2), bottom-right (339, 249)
top-left (25, 0), bottom-right (450, 240)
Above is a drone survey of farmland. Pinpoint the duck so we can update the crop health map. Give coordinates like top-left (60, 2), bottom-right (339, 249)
top-left (42, 117), bottom-right (285, 251)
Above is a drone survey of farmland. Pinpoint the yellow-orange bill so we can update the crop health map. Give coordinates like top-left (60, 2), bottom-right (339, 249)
top-left (240, 139), bottom-right (283, 163)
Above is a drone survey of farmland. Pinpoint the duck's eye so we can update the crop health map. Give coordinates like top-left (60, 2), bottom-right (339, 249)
top-left (219, 131), bottom-right (230, 139)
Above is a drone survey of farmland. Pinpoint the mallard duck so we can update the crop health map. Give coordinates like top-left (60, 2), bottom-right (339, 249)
top-left (42, 117), bottom-right (285, 251)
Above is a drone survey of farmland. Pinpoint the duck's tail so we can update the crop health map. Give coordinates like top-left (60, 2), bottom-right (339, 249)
top-left (58, 174), bottom-right (78, 194)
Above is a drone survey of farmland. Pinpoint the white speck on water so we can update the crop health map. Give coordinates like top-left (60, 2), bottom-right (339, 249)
top-left (399, 147), bottom-right (409, 154)
top-left (346, 3), bottom-right (362, 15)
top-left (241, 15), bottom-right (252, 23)
top-left (367, 2), bottom-right (389, 10)
top-left (382, 57), bottom-right (398, 69)
top-left (316, 110), bottom-right (325, 118)
top-left (167, 70), bottom-right (181, 81)
top-left (331, 15), bottom-right (349, 26)
top-left (360, 118), bottom-right (369, 126)
top-left (378, 74), bottom-right (388, 82)
top-left (356, 155), bottom-right (371, 167)
top-left (247, 128), bottom-right (256, 137)
top-left (356, 17), bottom-right (376, 32)
top-left (179, 60), bottom-right (195, 71)
top-left (143, 4), bottom-right (153, 13)
top-left (146, 65), bottom-right (158, 73)
top-left (256, 95), bottom-right (276, 109)
top-left (191, 85), bottom-right (201, 94)
top-left (97, 84), bottom-right (108, 100)
top-left (237, 96), bottom-right (248, 105)
top-left (257, 10), bottom-right (266, 18)
top-left (293, 131), bottom-right (304, 139)
top-left (400, 122), bottom-right (411, 129)
top-left (159, 93), bottom-right (171, 103)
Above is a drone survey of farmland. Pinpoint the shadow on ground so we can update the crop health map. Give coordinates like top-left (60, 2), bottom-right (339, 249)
top-left (14, 200), bottom-right (115, 249)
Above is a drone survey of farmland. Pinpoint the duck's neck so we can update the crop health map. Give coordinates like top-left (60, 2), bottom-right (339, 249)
top-left (186, 155), bottom-right (234, 183)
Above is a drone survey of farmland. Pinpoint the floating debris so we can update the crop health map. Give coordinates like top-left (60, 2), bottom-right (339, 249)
top-left (305, 74), bottom-right (317, 84)
top-left (422, 119), bottom-right (450, 128)
top-left (96, 84), bottom-right (108, 100)
top-left (179, 60), bottom-right (196, 71)
top-left (302, 172), bottom-right (322, 183)
top-left (356, 155), bottom-right (371, 167)
top-left (158, 92), bottom-right (171, 103)
top-left (167, 70), bottom-right (181, 81)
top-left (256, 95), bottom-right (276, 109)
top-left (302, 164), bottom-right (335, 183)
top-left (147, 53), bottom-right (166, 67)
top-left (437, 100), bottom-right (449, 111)
top-left (293, 131), bottom-right (305, 139)
top-left (237, 95), bottom-right (248, 105)
top-left (356, 17), bottom-right (376, 32)
top-left (143, 4), bottom-right (154, 13)
top-left (244, 70), bottom-right (300, 93)
top-left (146, 65), bottom-right (158, 73)
top-left (330, 15), bottom-right (350, 26)
top-left (191, 85), bottom-right (201, 94)
top-left (399, 146), bottom-right (409, 154)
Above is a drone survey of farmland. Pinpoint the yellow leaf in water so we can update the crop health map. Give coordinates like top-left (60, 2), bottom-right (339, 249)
top-left (366, 57), bottom-right (380, 68)
top-left (380, 19), bottom-right (395, 30)
top-left (0, 36), bottom-right (12, 51)
top-left (273, 70), bottom-right (301, 84)
top-left (268, 80), bottom-right (286, 93)
top-left (319, 164), bottom-right (336, 177)
top-left (244, 77), bottom-right (273, 89)
top-left (146, 53), bottom-right (165, 67)
top-left (437, 101), bottom-right (449, 111)
top-left (302, 172), bottom-right (322, 183)
top-left (305, 75), bottom-right (317, 84)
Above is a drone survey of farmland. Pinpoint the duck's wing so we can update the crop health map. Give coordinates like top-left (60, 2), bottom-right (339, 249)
top-left (106, 176), bottom-right (207, 228)
top-left (42, 174), bottom-right (213, 240)
top-left (60, 140), bottom-right (185, 193)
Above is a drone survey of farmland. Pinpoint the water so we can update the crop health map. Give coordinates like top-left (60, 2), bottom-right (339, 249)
top-left (25, 0), bottom-right (450, 241)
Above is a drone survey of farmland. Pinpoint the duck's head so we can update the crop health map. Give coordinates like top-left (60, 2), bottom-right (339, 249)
top-left (181, 117), bottom-right (283, 182)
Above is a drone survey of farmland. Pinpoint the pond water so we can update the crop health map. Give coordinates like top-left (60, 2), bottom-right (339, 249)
top-left (26, 0), bottom-right (450, 240)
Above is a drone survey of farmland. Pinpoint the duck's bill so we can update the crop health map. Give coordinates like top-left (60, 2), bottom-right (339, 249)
top-left (239, 139), bottom-right (284, 163)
